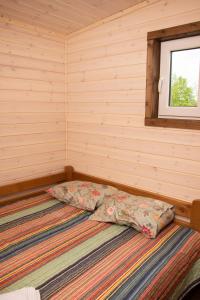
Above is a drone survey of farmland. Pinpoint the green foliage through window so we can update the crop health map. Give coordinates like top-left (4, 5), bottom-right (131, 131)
top-left (170, 75), bottom-right (197, 107)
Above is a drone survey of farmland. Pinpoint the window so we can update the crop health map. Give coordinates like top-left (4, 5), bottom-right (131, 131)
top-left (159, 37), bottom-right (200, 119)
top-left (145, 21), bottom-right (200, 130)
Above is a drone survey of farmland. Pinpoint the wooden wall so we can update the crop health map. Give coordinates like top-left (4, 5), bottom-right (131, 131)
top-left (1, 0), bottom-right (200, 201)
top-left (66, 0), bottom-right (200, 202)
top-left (0, 19), bottom-right (66, 186)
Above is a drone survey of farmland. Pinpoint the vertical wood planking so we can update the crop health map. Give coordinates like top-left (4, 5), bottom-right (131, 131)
top-left (0, 20), bottom-right (66, 186)
top-left (66, 0), bottom-right (200, 202)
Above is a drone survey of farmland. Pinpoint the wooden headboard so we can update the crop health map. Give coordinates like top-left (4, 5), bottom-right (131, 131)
top-left (0, 165), bottom-right (199, 232)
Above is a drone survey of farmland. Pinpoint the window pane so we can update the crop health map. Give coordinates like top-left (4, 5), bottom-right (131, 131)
top-left (169, 48), bottom-right (200, 107)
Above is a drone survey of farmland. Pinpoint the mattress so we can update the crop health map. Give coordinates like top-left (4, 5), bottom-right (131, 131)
top-left (0, 193), bottom-right (200, 300)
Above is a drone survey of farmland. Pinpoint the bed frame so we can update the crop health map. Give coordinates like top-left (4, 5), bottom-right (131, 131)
top-left (0, 165), bottom-right (200, 232)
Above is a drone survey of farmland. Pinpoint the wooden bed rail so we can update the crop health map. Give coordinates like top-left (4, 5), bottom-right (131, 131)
top-left (0, 165), bottom-right (199, 232)
top-left (191, 200), bottom-right (200, 232)
top-left (0, 172), bottom-right (66, 205)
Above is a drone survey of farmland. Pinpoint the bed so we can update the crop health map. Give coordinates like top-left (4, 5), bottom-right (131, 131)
top-left (0, 166), bottom-right (200, 300)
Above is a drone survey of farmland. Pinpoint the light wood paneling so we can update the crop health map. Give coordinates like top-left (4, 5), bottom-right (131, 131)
top-left (0, 53), bottom-right (64, 72)
top-left (0, 122), bottom-right (65, 136)
top-left (0, 132), bottom-right (65, 148)
top-left (0, 113), bottom-right (64, 124)
top-left (0, 0), bottom-right (146, 35)
top-left (68, 90), bottom-right (145, 102)
top-left (0, 102), bottom-right (65, 113)
top-left (0, 21), bottom-right (65, 186)
top-left (0, 161), bottom-right (65, 186)
top-left (1, 0), bottom-right (200, 200)
top-left (68, 157), bottom-right (200, 201)
top-left (67, 0), bottom-right (200, 202)
top-left (0, 141), bottom-right (65, 160)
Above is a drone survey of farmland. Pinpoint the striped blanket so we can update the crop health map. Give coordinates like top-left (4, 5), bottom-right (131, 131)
top-left (1, 193), bottom-right (200, 300)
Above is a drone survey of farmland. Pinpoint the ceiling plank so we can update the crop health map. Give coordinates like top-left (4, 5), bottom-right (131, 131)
top-left (0, 0), bottom-right (146, 35)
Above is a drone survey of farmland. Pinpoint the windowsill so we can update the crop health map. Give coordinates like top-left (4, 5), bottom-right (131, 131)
top-left (145, 117), bottom-right (200, 130)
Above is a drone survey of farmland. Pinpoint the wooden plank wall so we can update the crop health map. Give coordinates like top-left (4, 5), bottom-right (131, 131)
top-left (0, 19), bottom-right (66, 186)
top-left (66, 0), bottom-right (200, 202)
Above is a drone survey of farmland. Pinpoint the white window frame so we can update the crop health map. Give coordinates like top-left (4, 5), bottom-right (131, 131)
top-left (158, 36), bottom-right (200, 119)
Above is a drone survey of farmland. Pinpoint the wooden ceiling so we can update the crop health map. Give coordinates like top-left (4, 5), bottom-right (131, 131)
top-left (0, 0), bottom-right (146, 35)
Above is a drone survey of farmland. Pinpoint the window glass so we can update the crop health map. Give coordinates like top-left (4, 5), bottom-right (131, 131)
top-left (169, 48), bottom-right (200, 107)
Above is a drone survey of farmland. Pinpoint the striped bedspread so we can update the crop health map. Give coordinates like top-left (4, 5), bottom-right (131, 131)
top-left (1, 193), bottom-right (200, 300)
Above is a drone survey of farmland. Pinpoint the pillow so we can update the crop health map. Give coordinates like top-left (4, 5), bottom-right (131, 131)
top-left (89, 191), bottom-right (175, 238)
top-left (47, 180), bottom-right (118, 211)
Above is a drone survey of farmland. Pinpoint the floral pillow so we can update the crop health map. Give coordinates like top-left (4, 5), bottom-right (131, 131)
top-left (47, 181), bottom-right (118, 211)
top-left (89, 191), bottom-right (175, 238)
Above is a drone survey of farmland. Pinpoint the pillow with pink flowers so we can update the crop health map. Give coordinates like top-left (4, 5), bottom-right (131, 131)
top-left (47, 181), bottom-right (118, 211)
top-left (89, 191), bottom-right (175, 238)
